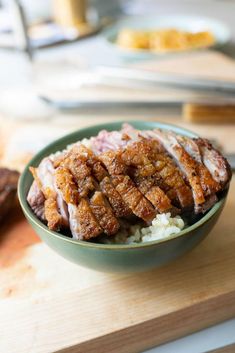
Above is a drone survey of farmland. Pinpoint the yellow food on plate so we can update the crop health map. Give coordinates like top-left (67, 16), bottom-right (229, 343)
top-left (116, 28), bottom-right (215, 52)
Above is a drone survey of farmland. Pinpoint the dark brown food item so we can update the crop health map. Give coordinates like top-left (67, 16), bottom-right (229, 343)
top-left (68, 199), bottom-right (102, 240)
top-left (27, 124), bottom-right (232, 241)
top-left (124, 139), bottom-right (192, 210)
top-left (153, 153), bottom-right (193, 209)
top-left (90, 191), bottom-right (120, 235)
top-left (65, 155), bottom-right (95, 197)
top-left (195, 138), bottom-right (232, 188)
top-left (44, 196), bottom-right (63, 231)
top-left (0, 168), bottom-right (19, 223)
top-left (100, 176), bottom-right (131, 218)
top-left (29, 159), bottom-right (69, 231)
top-left (153, 130), bottom-right (206, 209)
top-left (176, 135), bottom-right (220, 196)
top-left (112, 175), bottom-right (156, 222)
top-left (55, 166), bottom-right (79, 205)
top-left (99, 150), bottom-right (127, 175)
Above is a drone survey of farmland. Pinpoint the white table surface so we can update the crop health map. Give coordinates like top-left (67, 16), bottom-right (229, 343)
top-left (0, 1), bottom-right (235, 352)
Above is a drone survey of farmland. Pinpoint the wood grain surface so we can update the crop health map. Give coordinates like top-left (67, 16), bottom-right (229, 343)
top-left (0, 113), bottom-right (235, 353)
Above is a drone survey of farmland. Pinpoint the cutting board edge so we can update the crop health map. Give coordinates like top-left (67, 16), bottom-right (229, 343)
top-left (54, 289), bottom-right (235, 353)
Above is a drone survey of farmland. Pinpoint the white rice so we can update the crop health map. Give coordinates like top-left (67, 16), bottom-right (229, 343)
top-left (102, 213), bottom-right (185, 244)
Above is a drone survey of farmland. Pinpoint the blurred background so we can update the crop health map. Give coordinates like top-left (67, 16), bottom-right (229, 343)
top-left (0, 0), bottom-right (235, 168)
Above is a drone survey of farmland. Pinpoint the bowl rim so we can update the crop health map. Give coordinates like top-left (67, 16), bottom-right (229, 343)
top-left (18, 120), bottom-right (227, 250)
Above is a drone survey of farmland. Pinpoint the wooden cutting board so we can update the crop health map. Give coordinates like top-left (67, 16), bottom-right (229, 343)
top-left (1, 177), bottom-right (235, 353)
top-left (0, 116), bottom-right (235, 353)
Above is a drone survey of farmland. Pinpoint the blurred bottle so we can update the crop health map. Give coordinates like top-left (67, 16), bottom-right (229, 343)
top-left (53, 0), bottom-right (87, 29)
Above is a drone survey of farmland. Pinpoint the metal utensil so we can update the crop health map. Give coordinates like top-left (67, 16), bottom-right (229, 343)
top-left (97, 66), bottom-right (235, 98)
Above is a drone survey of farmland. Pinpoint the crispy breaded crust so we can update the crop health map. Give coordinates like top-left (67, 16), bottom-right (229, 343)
top-left (113, 175), bottom-right (156, 222)
top-left (100, 151), bottom-right (127, 175)
top-left (55, 166), bottom-right (79, 205)
top-left (100, 176), bottom-right (131, 218)
top-left (29, 126), bottom-right (232, 239)
top-left (44, 196), bottom-right (63, 231)
top-left (75, 199), bottom-right (102, 240)
top-left (90, 191), bottom-right (120, 235)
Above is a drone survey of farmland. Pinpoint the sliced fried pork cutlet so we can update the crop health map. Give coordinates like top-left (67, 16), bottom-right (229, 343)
top-left (100, 176), bottom-right (131, 217)
top-left (195, 138), bottom-right (232, 188)
top-left (99, 150), bottom-right (127, 175)
top-left (112, 175), bottom-right (156, 222)
top-left (124, 139), bottom-right (193, 210)
top-left (111, 140), bottom-right (176, 213)
top-left (175, 134), bottom-right (220, 196)
top-left (199, 194), bottom-right (218, 214)
top-left (133, 174), bottom-right (177, 214)
top-left (145, 186), bottom-right (175, 214)
top-left (55, 166), bottom-right (79, 205)
top-left (68, 199), bottom-right (102, 240)
top-left (59, 147), bottom-right (97, 198)
top-left (90, 191), bottom-right (120, 235)
top-left (153, 154), bottom-right (193, 209)
top-left (89, 160), bottom-right (108, 182)
top-left (75, 144), bottom-right (108, 182)
top-left (27, 123), bottom-right (232, 241)
top-left (153, 130), bottom-right (205, 211)
top-left (121, 140), bottom-right (156, 177)
top-left (27, 180), bottom-right (45, 221)
top-left (30, 158), bottom-right (69, 230)
top-left (44, 196), bottom-right (63, 231)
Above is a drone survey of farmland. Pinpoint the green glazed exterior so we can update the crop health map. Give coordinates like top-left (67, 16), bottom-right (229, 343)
top-left (18, 121), bottom-right (227, 273)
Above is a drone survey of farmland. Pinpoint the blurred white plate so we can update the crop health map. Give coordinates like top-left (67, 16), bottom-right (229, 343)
top-left (102, 15), bottom-right (230, 60)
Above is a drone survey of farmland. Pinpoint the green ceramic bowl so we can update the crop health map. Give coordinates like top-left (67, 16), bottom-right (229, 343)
top-left (18, 121), bottom-right (227, 273)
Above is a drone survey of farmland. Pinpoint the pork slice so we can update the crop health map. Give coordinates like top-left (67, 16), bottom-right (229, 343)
top-left (44, 197), bottom-right (63, 231)
top-left (121, 141), bottom-right (156, 177)
top-left (55, 166), bottom-right (79, 205)
top-left (31, 158), bottom-right (69, 230)
top-left (145, 186), bottom-right (176, 214)
top-left (133, 174), bottom-right (176, 214)
top-left (195, 138), bottom-right (232, 188)
top-left (158, 164), bottom-right (193, 209)
top-left (68, 199), bottom-right (102, 240)
top-left (175, 134), bottom-right (220, 196)
top-left (27, 180), bottom-right (45, 221)
top-left (99, 150), bottom-right (127, 175)
top-left (196, 194), bottom-right (218, 214)
top-left (70, 143), bottom-right (108, 182)
top-left (153, 130), bottom-right (205, 210)
top-left (88, 159), bottom-right (108, 182)
top-left (138, 145), bottom-right (193, 209)
top-left (100, 176), bottom-right (131, 217)
top-left (90, 129), bottom-right (129, 154)
top-left (90, 191), bottom-right (120, 235)
top-left (62, 149), bottom-right (97, 198)
top-left (121, 140), bottom-right (184, 212)
top-left (112, 175), bottom-right (156, 222)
